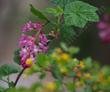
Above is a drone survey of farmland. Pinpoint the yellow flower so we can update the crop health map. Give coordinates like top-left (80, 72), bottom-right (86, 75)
top-left (60, 67), bottom-right (68, 75)
top-left (84, 73), bottom-right (91, 79)
top-left (99, 73), bottom-right (104, 81)
top-left (55, 48), bottom-right (62, 54)
top-left (75, 81), bottom-right (84, 87)
top-left (45, 82), bottom-right (56, 91)
top-left (60, 53), bottom-right (70, 61)
top-left (25, 58), bottom-right (33, 66)
top-left (79, 61), bottom-right (85, 68)
top-left (51, 53), bottom-right (58, 59)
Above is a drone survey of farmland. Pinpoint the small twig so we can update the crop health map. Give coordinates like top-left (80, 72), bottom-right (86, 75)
top-left (43, 20), bottom-right (50, 27)
top-left (14, 68), bottom-right (26, 87)
top-left (0, 79), bottom-right (8, 84)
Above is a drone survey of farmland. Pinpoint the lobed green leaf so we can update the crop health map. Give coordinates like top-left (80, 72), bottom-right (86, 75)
top-left (0, 64), bottom-right (21, 77)
top-left (64, 1), bottom-right (99, 28)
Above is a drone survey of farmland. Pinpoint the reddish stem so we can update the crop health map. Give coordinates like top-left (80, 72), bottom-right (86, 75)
top-left (14, 68), bottom-right (26, 87)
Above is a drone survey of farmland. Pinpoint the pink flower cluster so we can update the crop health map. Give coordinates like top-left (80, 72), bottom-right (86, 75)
top-left (19, 34), bottom-right (37, 68)
top-left (19, 21), bottom-right (49, 68)
top-left (97, 14), bottom-right (110, 44)
top-left (22, 21), bottom-right (42, 32)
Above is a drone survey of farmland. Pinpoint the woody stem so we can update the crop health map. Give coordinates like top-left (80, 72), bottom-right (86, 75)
top-left (14, 68), bottom-right (26, 87)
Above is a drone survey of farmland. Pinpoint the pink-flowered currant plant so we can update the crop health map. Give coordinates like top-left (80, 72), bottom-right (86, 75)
top-left (0, 0), bottom-right (99, 91)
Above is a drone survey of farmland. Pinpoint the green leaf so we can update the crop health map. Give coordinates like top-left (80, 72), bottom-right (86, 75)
top-left (64, 1), bottom-right (99, 28)
top-left (51, 0), bottom-right (61, 4)
top-left (6, 88), bottom-right (15, 92)
top-left (8, 81), bottom-right (15, 88)
top-left (36, 53), bottom-right (49, 68)
top-left (84, 86), bottom-right (92, 92)
top-left (6, 88), bottom-right (27, 92)
top-left (101, 66), bottom-right (110, 76)
top-left (30, 82), bottom-right (42, 91)
top-left (68, 71), bottom-right (76, 77)
top-left (52, 66), bottom-right (63, 81)
top-left (30, 4), bottom-right (48, 21)
top-left (68, 47), bottom-right (80, 55)
top-left (0, 86), bottom-right (5, 92)
top-left (80, 11), bottom-right (99, 22)
top-left (45, 6), bottom-right (63, 16)
top-left (13, 49), bottom-right (21, 65)
top-left (84, 57), bottom-right (93, 69)
top-left (66, 82), bottom-right (75, 91)
top-left (0, 64), bottom-right (21, 77)
top-left (60, 42), bottom-right (68, 52)
top-left (69, 58), bottom-right (79, 67)
top-left (39, 72), bottom-right (46, 79)
top-left (51, 0), bottom-right (77, 7)
top-left (64, 13), bottom-right (87, 28)
top-left (60, 26), bottom-right (76, 44)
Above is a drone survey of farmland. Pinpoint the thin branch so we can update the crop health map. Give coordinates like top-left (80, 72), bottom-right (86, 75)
top-left (14, 68), bottom-right (26, 87)
top-left (0, 79), bottom-right (8, 84)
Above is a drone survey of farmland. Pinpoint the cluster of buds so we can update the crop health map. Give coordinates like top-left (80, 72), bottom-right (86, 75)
top-left (19, 21), bottom-right (49, 68)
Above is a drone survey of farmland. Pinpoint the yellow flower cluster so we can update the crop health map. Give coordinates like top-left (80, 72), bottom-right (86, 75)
top-left (51, 48), bottom-right (71, 63)
top-left (45, 82), bottom-right (57, 91)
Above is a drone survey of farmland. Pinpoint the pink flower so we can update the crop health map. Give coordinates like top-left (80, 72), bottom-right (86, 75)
top-left (18, 21), bottom-right (49, 68)
top-left (38, 42), bottom-right (48, 53)
top-left (19, 33), bottom-right (49, 68)
top-left (19, 34), bottom-right (37, 68)
top-left (33, 22), bottom-right (42, 31)
top-left (20, 47), bottom-right (36, 68)
top-left (39, 33), bottom-right (49, 45)
top-left (97, 14), bottom-right (110, 44)
top-left (99, 29), bottom-right (110, 44)
top-left (22, 21), bottom-right (33, 32)
top-left (21, 21), bottom-right (42, 32)
top-left (19, 34), bottom-right (36, 50)
top-left (38, 33), bottom-right (49, 53)
top-left (97, 22), bottom-right (107, 30)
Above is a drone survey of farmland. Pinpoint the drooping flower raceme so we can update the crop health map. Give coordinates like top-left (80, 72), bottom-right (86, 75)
top-left (19, 21), bottom-right (49, 68)
top-left (97, 14), bottom-right (110, 44)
